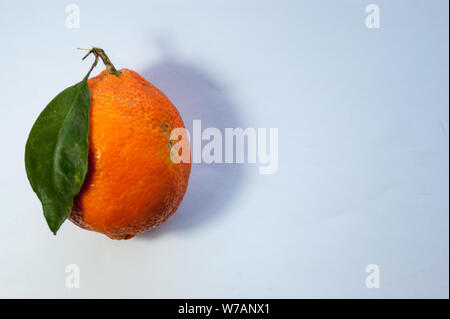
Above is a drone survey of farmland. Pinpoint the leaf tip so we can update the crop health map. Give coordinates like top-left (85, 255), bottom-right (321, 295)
top-left (48, 223), bottom-right (59, 236)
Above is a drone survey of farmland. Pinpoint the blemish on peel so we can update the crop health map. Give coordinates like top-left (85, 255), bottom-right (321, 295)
top-left (160, 123), bottom-right (170, 133)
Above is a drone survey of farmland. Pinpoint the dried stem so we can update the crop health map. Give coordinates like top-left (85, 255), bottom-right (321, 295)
top-left (79, 47), bottom-right (121, 77)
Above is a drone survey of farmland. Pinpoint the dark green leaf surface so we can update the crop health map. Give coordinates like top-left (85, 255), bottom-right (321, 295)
top-left (25, 80), bottom-right (91, 234)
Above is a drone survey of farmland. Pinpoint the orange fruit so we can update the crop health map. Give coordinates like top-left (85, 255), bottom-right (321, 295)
top-left (69, 69), bottom-right (191, 239)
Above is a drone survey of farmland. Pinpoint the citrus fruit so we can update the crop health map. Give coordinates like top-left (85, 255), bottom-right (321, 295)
top-left (69, 68), bottom-right (191, 239)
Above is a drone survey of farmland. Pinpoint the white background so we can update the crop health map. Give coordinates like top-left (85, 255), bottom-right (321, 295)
top-left (0, 0), bottom-right (448, 298)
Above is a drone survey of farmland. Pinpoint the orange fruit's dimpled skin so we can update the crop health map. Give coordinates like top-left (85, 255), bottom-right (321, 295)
top-left (69, 69), bottom-right (191, 239)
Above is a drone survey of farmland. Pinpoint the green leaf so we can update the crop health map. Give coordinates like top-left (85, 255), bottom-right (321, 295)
top-left (25, 79), bottom-right (91, 234)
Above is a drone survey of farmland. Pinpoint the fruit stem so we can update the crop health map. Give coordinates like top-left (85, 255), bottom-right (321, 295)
top-left (79, 47), bottom-right (121, 76)
top-left (84, 54), bottom-right (99, 80)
